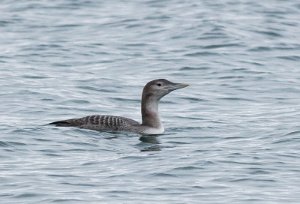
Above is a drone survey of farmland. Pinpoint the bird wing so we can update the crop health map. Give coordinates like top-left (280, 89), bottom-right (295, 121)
top-left (50, 115), bottom-right (140, 131)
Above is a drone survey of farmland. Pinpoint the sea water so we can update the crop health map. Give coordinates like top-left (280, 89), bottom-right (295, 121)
top-left (1, 0), bottom-right (300, 203)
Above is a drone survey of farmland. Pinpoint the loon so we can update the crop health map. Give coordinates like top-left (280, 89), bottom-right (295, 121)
top-left (50, 79), bottom-right (188, 135)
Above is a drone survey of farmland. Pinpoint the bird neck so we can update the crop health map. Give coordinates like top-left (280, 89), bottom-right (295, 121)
top-left (141, 94), bottom-right (162, 128)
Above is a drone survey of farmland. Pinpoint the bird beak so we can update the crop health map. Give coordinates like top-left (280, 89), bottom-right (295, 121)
top-left (169, 82), bottom-right (189, 91)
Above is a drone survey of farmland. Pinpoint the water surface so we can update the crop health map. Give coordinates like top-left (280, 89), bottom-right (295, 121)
top-left (1, 0), bottom-right (300, 203)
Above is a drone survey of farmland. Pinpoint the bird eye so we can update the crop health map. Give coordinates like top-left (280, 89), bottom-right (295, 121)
top-left (157, 83), bottom-right (162, 87)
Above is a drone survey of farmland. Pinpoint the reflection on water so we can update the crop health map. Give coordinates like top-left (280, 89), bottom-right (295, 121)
top-left (138, 135), bottom-right (161, 152)
top-left (139, 135), bottom-right (160, 144)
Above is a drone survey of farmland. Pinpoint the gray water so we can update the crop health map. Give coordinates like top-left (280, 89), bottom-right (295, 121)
top-left (1, 0), bottom-right (300, 203)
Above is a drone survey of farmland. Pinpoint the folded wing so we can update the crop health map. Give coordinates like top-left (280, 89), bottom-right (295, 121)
top-left (50, 115), bottom-right (140, 132)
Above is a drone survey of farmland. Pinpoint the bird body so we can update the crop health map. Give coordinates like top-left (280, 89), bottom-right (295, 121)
top-left (50, 79), bottom-right (188, 135)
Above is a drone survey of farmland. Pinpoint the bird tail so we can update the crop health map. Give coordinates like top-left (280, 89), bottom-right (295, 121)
top-left (49, 120), bottom-right (73, 127)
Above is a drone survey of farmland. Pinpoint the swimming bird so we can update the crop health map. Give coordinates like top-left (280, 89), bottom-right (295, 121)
top-left (50, 79), bottom-right (188, 135)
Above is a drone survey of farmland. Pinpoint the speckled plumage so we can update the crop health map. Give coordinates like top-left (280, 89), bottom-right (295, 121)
top-left (50, 115), bottom-right (139, 132)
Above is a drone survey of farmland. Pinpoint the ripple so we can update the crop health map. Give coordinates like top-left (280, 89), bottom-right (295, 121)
top-left (255, 30), bottom-right (283, 37)
top-left (179, 66), bottom-right (210, 71)
top-left (277, 55), bottom-right (300, 61)
top-left (0, 141), bottom-right (10, 147)
top-left (1, 0), bottom-right (300, 203)
top-left (14, 193), bottom-right (43, 198)
top-left (218, 97), bottom-right (257, 102)
top-left (230, 178), bottom-right (277, 184)
top-left (203, 43), bottom-right (243, 49)
top-left (184, 51), bottom-right (220, 57)
top-left (51, 198), bottom-right (85, 203)
top-left (285, 130), bottom-right (300, 136)
top-left (150, 173), bottom-right (177, 178)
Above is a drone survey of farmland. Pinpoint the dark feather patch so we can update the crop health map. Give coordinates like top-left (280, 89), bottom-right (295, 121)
top-left (49, 121), bottom-right (72, 127)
